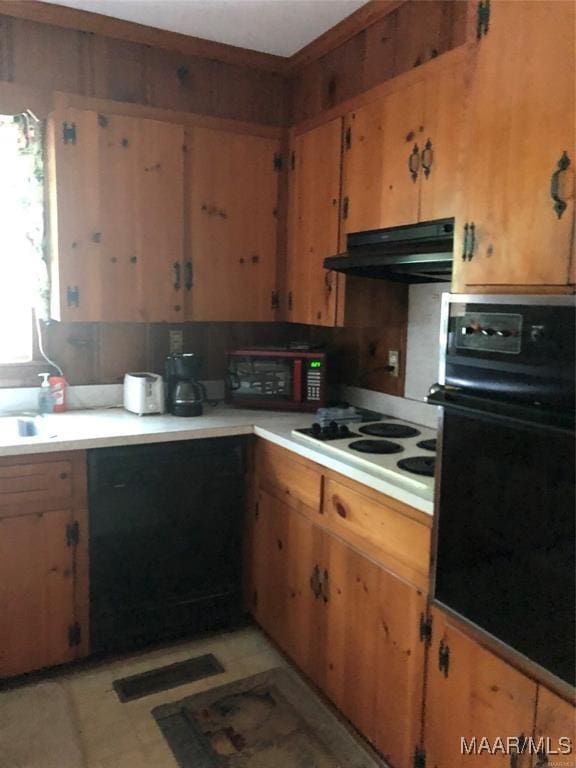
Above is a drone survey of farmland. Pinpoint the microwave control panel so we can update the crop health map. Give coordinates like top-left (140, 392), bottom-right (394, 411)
top-left (306, 360), bottom-right (323, 401)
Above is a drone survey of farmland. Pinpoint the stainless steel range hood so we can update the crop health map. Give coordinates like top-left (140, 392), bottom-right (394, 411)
top-left (324, 218), bottom-right (454, 283)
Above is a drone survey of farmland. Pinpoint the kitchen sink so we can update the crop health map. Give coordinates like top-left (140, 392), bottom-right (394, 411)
top-left (0, 416), bottom-right (58, 442)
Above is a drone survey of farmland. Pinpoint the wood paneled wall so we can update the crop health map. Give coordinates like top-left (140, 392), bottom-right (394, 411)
top-left (0, 14), bottom-right (288, 125)
top-left (288, 0), bottom-right (467, 123)
top-left (39, 321), bottom-right (313, 386)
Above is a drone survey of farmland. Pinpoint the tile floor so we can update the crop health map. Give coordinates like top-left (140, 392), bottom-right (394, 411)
top-left (58, 626), bottom-right (287, 768)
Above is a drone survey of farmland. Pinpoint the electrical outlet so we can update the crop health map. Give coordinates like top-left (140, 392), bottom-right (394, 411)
top-left (169, 330), bottom-right (183, 354)
top-left (388, 350), bottom-right (399, 377)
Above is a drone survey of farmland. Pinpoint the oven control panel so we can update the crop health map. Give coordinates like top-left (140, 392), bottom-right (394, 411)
top-left (455, 312), bottom-right (523, 354)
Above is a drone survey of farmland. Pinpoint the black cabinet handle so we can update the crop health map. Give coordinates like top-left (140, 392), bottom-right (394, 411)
top-left (172, 262), bottom-right (181, 290)
top-left (461, 223), bottom-right (470, 260)
top-left (467, 222), bottom-right (476, 260)
top-left (421, 138), bottom-right (434, 178)
top-left (550, 151), bottom-right (571, 219)
top-left (408, 143), bottom-right (420, 182)
top-left (321, 569), bottom-right (330, 603)
top-left (184, 260), bottom-right (193, 291)
top-left (310, 565), bottom-right (322, 599)
top-left (509, 734), bottom-right (527, 768)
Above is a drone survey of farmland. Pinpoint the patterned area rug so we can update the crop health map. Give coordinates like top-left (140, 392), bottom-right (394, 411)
top-left (152, 668), bottom-right (383, 768)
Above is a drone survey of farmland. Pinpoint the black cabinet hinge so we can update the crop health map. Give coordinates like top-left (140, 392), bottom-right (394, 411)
top-left (68, 622), bottom-right (82, 647)
top-left (439, 639), bottom-right (450, 677)
top-left (419, 613), bottom-right (432, 646)
top-left (62, 122), bottom-right (77, 145)
top-left (413, 746), bottom-right (426, 768)
top-left (273, 152), bottom-right (283, 172)
top-left (271, 290), bottom-right (280, 310)
top-left (342, 196), bottom-right (349, 220)
top-left (288, 291), bottom-right (293, 311)
top-left (66, 521), bottom-right (79, 547)
top-left (345, 126), bottom-right (352, 150)
top-left (253, 589), bottom-right (258, 608)
top-left (477, 0), bottom-right (491, 39)
top-left (254, 501), bottom-right (259, 519)
top-left (290, 151), bottom-right (295, 171)
top-left (66, 286), bottom-right (80, 308)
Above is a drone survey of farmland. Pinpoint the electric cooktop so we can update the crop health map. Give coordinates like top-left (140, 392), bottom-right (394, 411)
top-left (292, 413), bottom-right (438, 494)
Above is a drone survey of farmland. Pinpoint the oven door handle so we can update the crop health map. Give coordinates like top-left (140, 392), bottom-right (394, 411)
top-left (427, 384), bottom-right (574, 434)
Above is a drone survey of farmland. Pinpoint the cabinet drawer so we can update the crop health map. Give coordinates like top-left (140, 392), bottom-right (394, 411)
top-left (256, 441), bottom-right (321, 513)
top-left (0, 461), bottom-right (73, 513)
top-left (322, 478), bottom-right (430, 589)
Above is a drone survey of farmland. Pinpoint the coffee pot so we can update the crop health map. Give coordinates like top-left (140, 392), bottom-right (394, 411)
top-left (165, 353), bottom-right (206, 417)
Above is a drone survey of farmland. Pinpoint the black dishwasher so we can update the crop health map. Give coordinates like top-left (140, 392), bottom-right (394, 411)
top-left (88, 437), bottom-right (247, 653)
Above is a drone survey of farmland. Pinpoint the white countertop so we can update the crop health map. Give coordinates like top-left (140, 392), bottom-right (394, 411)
top-left (0, 405), bottom-right (434, 515)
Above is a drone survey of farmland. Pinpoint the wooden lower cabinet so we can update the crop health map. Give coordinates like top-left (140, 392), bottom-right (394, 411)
top-left (323, 531), bottom-right (427, 768)
top-left (250, 481), bottom-right (428, 768)
top-left (532, 687), bottom-right (576, 768)
top-left (423, 606), bottom-right (538, 768)
top-left (0, 509), bottom-right (76, 677)
top-left (0, 452), bottom-right (89, 678)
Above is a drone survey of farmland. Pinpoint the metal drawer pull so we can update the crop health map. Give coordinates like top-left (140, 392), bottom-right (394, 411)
top-left (421, 139), bottom-right (434, 178)
top-left (172, 262), bottom-right (181, 290)
top-left (310, 565), bottom-right (322, 599)
top-left (408, 143), bottom-right (420, 183)
top-left (550, 151), bottom-right (571, 219)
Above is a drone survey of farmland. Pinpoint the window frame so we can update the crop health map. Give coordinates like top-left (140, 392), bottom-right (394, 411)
top-left (0, 84), bottom-right (51, 388)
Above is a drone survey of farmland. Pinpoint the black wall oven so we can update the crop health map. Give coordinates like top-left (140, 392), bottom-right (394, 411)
top-left (429, 295), bottom-right (575, 695)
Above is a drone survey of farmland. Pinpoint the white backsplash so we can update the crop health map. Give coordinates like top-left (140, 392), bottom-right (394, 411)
top-left (341, 385), bottom-right (440, 429)
top-left (405, 282), bottom-right (450, 402)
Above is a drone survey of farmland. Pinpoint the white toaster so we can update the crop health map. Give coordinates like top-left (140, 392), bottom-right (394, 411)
top-left (123, 373), bottom-right (165, 415)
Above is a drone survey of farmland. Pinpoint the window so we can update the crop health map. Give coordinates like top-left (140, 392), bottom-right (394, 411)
top-left (0, 114), bottom-right (45, 364)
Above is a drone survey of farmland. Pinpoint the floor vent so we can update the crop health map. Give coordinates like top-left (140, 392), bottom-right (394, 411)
top-left (113, 654), bottom-right (224, 702)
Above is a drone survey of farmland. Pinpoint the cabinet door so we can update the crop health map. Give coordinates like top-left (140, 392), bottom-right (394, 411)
top-left (47, 109), bottom-right (103, 321)
top-left (324, 535), bottom-right (427, 768)
top-left (452, 0), bottom-right (575, 290)
top-left (419, 64), bottom-right (466, 223)
top-left (424, 607), bottom-right (537, 767)
top-left (187, 127), bottom-right (280, 322)
top-left (287, 119), bottom-right (342, 326)
top-left (0, 509), bottom-right (76, 677)
top-left (251, 490), bottom-right (325, 685)
top-left (531, 687), bottom-right (576, 767)
top-left (48, 108), bottom-right (184, 321)
top-left (340, 83), bottom-right (425, 234)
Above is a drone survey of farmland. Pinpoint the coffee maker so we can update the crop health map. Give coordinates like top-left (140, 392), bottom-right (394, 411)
top-left (165, 353), bottom-right (206, 417)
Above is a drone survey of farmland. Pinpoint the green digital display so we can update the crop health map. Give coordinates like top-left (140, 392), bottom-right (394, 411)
top-left (310, 361), bottom-right (322, 368)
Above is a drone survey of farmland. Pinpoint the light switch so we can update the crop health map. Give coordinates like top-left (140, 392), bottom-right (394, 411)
top-left (169, 330), bottom-right (183, 354)
top-left (388, 350), bottom-right (399, 377)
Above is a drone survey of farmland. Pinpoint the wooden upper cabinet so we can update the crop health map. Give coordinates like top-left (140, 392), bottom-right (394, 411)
top-left (419, 63), bottom-right (466, 223)
top-left (48, 107), bottom-right (184, 322)
top-left (452, 0), bottom-right (576, 290)
top-left (186, 127), bottom-right (280, 322)
top-left (287, 118), bottom-right (343, 326)
top-left (423, 606), bottom-right (538, 768)
top-left (341, 57), bottom-right (465, 239)
top-left (341, 82), bottom-right (424, 236)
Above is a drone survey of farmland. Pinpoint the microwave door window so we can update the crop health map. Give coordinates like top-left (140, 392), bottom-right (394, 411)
top-left (232, 358), bottom-right (293, 400)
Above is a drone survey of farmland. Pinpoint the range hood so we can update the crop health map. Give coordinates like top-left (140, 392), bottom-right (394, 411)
top-left (324, 218), bottom-right (454, 283)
